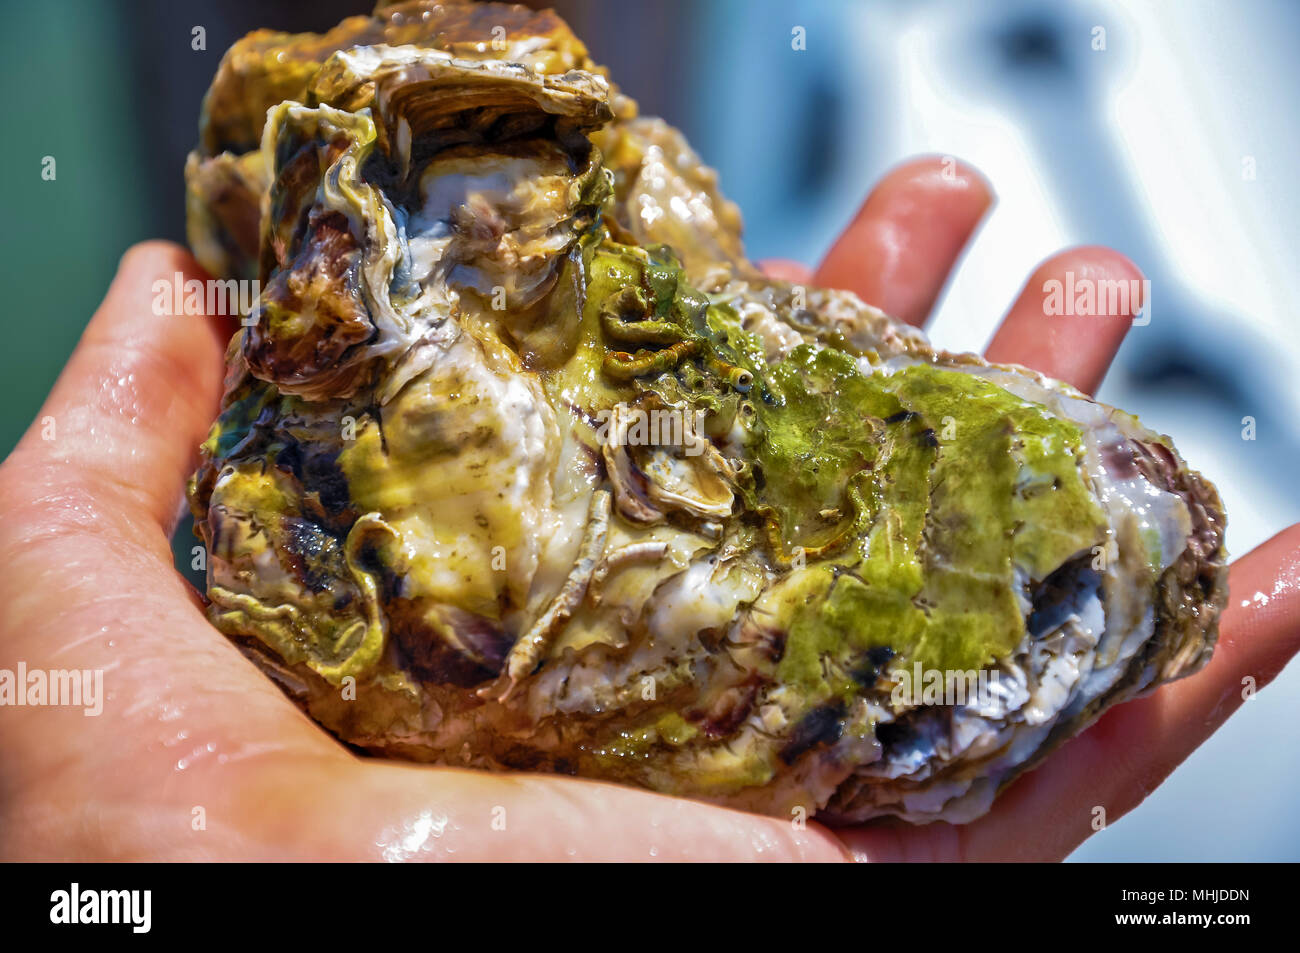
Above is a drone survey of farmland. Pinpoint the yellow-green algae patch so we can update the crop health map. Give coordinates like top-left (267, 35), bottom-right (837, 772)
top-left (775, 362), bottom-right (1108, 705)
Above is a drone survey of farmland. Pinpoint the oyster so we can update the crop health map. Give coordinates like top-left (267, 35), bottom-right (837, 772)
top-left (185, 1), bottom-right (1227, 823)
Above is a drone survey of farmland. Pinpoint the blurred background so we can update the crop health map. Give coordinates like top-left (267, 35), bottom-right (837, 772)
top-left (1, 0), bottom-right (1296, 860)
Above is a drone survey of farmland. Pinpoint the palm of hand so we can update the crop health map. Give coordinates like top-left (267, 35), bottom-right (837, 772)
top-left (1, 158), bottom-right (1295, 861)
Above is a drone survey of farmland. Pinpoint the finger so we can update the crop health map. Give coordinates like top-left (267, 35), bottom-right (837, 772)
top-left (6, 242), bottom-right (235, 537)
top-left (814, 156), bottom-right (993, 328)
top-left (841, 524), bottom-right (1300, 862)
top-left (759, 258), bottom-right (814, 283)
top-left (984, 246), bottom-right (1143, 396)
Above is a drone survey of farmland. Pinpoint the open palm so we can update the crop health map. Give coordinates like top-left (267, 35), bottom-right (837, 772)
top-left (1, 157), bottom-right (1295, 861)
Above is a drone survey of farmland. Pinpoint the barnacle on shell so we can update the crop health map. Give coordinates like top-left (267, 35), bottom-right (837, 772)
top-left (186, 1), bottom-right (1227, 823)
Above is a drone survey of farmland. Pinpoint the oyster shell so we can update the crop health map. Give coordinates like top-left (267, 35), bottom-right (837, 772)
top-left (186, 1), bottom-right (1227, 823)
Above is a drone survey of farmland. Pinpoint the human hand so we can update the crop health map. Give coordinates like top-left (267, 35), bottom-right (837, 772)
top-left (1, 157), bottom-right (1294, 861)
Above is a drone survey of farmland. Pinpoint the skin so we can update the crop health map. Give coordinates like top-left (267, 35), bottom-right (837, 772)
top-left (0, 156), bottom-right (1295, 861)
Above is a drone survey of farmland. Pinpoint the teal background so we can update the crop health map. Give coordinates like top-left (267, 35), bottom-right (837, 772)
top-left (1, 1), bottom-right (148, 458)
